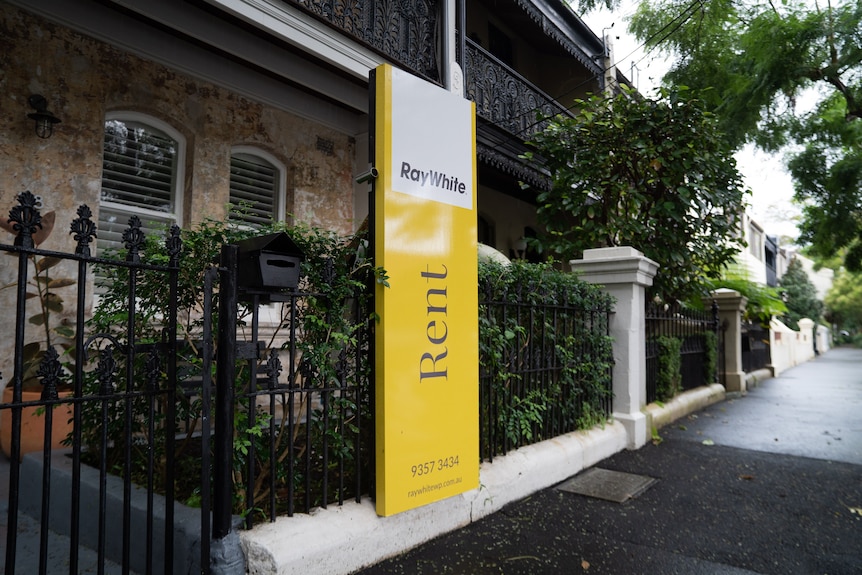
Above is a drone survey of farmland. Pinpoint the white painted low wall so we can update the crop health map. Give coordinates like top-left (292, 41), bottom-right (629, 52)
top-left (816, 324), bottom-right (832, 355)
top-left (769, 318), bottom-right (817, 376)
top-left (644, 384), bottom-right (725, 430)
top-left (241, 422), bottom-right (629, 575)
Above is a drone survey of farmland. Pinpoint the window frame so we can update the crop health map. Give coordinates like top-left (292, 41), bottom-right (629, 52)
top-left (100, 111), bottom-right (186, 230)
top-left (229, 146), bottom-right (287, 226)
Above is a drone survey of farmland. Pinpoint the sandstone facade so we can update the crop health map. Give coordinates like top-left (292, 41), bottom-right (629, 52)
top-left (0, 4), bottom-right (359, 378)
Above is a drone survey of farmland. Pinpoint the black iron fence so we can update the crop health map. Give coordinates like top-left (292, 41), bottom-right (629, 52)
top-left (645, 301), bottom-right (720, 404)
top-left (0, 193), bottom-right (376, 572)
top-left (2, 193), bottom-right (619, 573)
top-left (219, 252), bottom-right (374, 526)
top-left (478, 265), bottom-right (614, 461)
top-left (741, 322), bottom-right (771, 373)
top-left (1, 192), bottom-right (185, 574)
top-left (465, 39), bottom-right (570, 140)
top-left (288, 0), bottom-right (439, 83)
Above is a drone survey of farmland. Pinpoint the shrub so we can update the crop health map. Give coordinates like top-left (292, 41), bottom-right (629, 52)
top-left (703, 330), bottom-right (719, 384)
top-left (82, 215), bottom-right (379, 515)
top-left (655, 336), bottom-right (682, 401)
top-left (79, 222), bottom-right (618, 512)
top-left (478, 260), bottom-right (615, 454)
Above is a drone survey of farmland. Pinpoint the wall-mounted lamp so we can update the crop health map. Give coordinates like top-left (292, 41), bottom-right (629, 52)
top-left (27, 94), bottom-right (61, 139)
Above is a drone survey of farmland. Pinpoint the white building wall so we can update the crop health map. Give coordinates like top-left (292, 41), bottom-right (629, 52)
top-left (794, 253), bottom-right (835, 300)
top-left (769, 318), bottom-right (817, 376)
top-left (730, 213), bottom-right (767, 284)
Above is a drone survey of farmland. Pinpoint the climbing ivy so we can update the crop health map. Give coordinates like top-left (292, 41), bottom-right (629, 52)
top-left (478, 260), bottom-right (615, 455)
top-left (655, 336), bottom-right (682, 401)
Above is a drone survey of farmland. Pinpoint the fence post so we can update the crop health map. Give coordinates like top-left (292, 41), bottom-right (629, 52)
top-left (710, 289), bottom-right (748, 393)
top-left (797, 318), bottom-right (816, 362)
top-left (711, 299), bottom-right (721, 384)
top-left (570, 247), bottom-right (658, 449)
top-left (211, 243), bottom-right (245, 574)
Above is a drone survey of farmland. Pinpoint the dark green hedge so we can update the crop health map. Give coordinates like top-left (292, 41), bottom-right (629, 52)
top-left (478, 260), bottom-right (615, 456)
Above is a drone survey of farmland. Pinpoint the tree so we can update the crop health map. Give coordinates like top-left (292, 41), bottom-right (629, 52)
top-left (789, 104), bottom-right (862, 269)
top-left (824, 268), bottom-right (862, 334)
top-left (616, 0), bottom-right (862, 271)
top-left (706, 274), bottom-right (787, 326)
top-left (524, 86), bottom-right (747, 302)
top-left (779, 257), bottom-right (824, 326)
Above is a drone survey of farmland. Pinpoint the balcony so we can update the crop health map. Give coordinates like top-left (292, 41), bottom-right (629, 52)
top-left (284, 0), bottom-right (570, 137)
top-left (465, 38), bottom-right (570, 140)
top-left (465, 39), bottom-right (571, 190)
top-left (285, 0), bottom-right (440, 83)
top-left (283, 0), bottom-right (578, 190)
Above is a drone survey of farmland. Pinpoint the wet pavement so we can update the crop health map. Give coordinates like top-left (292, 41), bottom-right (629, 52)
top-left (0, 440), bottom-right (132, 574)
top-left (355, 347), bottom-right (862, 575)
top-left (0, 509), bottom-right (132, 574)
top-left (3, 348), bottom-right (860, 574)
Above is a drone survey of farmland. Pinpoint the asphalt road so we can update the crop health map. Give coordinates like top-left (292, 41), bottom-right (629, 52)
top-left (355, 347), bottom-right (862, 575)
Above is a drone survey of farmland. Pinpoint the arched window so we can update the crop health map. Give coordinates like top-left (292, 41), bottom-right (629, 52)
top-left (98, 112), bottom-right (185, 254)
top-left (229, 147), bottom-right (286, 227)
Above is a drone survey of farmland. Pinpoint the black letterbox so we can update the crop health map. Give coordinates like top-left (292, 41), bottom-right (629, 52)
top-left (235, 232), bottom-right (305, 292)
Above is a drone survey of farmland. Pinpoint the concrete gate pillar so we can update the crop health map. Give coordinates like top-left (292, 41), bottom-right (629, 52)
top-left (570, 247), bottom-right (658, 449)
top-left (711, 289), bottom-right (748, 393)
top-left (797, 318), bottom-right (816, 362)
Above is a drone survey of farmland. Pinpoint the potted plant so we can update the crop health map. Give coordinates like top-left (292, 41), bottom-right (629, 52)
top-left (1, 210), bottom-right (75, 459)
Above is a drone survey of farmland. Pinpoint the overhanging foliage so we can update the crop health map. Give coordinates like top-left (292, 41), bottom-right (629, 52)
top-left (524, 87), bottom-right (747, 302)
top-left (622, 0), bottom-right (862, 271)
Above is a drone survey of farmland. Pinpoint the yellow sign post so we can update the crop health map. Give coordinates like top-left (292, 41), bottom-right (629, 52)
top-left (373, 64), bottom-right (479, 516)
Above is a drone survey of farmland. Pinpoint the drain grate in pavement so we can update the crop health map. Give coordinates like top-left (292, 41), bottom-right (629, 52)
top-left (557, 467), bottom-right (657, 503)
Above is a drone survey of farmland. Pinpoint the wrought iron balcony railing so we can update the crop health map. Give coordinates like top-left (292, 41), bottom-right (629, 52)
top-left (286, 0), bottom-right (440, 83)
top-left (465, 39), bottom-right (570, 140)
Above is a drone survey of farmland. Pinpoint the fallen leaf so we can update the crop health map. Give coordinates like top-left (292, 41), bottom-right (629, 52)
top-left (739, 474), bottom-right (754, 481)
top-left (581, 560), bottom-right (590, 570)
top-left (678, 425), bottom-right (687, 431)
top-left (848, 506), bottom-right (862, 516)
top-left (702, 439), bottom-right (715, 446)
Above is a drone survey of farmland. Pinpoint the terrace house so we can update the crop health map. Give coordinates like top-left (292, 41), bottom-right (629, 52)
top-left (1, 3), bottom-right (640, 571)
top-left (1, 0), bottom-right (618, 372)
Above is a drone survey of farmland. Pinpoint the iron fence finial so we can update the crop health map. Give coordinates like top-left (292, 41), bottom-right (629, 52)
top-left (9, 191), bottom-right (43, 248)
top-left (70, 204), bottom-right (97, 256)
top-left (122, 215), bottom-right (145, 262)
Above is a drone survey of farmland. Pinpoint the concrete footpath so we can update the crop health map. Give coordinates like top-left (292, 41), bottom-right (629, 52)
top-left (0, 469), bottom-right (133, 573)
top-left (356, 347), bottom-right (862, 575)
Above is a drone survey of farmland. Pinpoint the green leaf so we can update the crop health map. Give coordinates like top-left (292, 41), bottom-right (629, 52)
top-left (22, 342), bottom-right (42, 362)
top-left (44, 293), bottom-right (64, 312)
top-left (35, 256), bottom-right (62, 273)
top-left (29, 314), bottom-right (46, 326)
top-left (54, 325), bottom-right (75, 338)
top-left (526, 86), bottom-right (747, 301)
top-left (48, 278), bottom-right (76, 288)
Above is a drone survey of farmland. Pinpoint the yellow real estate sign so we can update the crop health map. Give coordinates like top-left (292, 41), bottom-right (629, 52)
top-left (373, 64), bottom-right (479, 516)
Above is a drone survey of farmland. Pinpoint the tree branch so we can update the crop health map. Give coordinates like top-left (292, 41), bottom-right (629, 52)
top-left (802, 66), bottom-right (861, 120)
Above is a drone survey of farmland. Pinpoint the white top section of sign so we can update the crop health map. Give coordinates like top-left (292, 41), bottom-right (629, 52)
top-left (389, 68), bottom-right (474, 210)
